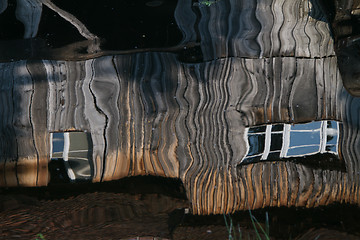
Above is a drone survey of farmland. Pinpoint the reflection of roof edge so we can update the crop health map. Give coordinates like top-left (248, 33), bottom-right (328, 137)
top-left (0, 39), bottom-right (200, 62)
top-left (0, 38), bottom-right (339, 62)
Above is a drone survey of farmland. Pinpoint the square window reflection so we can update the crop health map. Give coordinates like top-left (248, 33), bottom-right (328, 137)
top-left (50, 132), bottom-right (93, 182)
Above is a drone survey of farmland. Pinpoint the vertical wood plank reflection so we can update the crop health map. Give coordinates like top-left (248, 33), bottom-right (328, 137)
top-left (2, 55), bottom-right (359, 214)
top-left (83, 59), bottom-right (107, 182)
top-left (27, 60), bottom-right (50, 186)
top-left (88, 56), bottom-right (120, 181)
top-left (0, 62), bottom-right (18, 186)
top-left (175, 0), bottom-right (335, 60)
top-left (0, 61), bottom-right (50, 187)
top-left (11, 61), bottom-right (38, 186)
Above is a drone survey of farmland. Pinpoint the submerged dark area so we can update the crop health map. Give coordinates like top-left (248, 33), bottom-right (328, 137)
top-left (1, 176), bottom-right (360, 239)
top-left (1, 0), bottom-right (360, 239)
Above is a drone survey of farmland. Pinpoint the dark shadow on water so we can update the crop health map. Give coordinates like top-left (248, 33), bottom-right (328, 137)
top-left (240, 153), bottom-right (347, 172)
top-left (2, 177), bottom-right (360, 239)
top-left (0, 175), bottom-right (187, 201)
top-left (171, 205), bottom-right (360, 239)
top-left (310, 0), bottom-right (336, 23)
top-left (309, 0), bottom-right (336, 39)
top-left (0, 176), bottom-right (188, 239)
top-left (0, 0), bottom-right (182, 50)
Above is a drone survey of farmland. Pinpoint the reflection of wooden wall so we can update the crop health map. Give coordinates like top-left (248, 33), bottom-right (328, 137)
top-left (0, 61), bottom-right (49, 187)
top-left (171, 57), bottom-right (355, 214)
top-left (1, 0), bottom-right (360, 215)
top-left (45, 54), bottom-right (181, 181)
top-left (175, 0), bottom-right (335, 60)
top-left (42, 54), bottom-right (343, 181)
top-left (2, 54), bottom-right (358, 214)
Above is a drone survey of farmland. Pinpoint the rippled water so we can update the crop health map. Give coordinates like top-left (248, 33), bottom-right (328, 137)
top-left (1, 0), bottom-right (360, 239)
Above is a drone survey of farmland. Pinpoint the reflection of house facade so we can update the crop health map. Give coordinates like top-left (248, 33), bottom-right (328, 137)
top-left (1, 0), bottom-right (360, 215)
top-left (50, 120), bottom-right (343, 183)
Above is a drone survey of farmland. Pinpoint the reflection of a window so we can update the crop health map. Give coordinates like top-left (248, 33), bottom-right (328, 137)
top-left (242, 121), bottom-right (339, 164)
top-left (50, 132), bottom-right (92, 181)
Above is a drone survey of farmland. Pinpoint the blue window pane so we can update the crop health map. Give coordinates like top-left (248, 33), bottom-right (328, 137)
top-left (52, 132), bottom-right (64, 154)
top-left (289, 131), bottom-right (320, 147)
top-left (247, 134), bottom-right (265, 156)
top-left (287, 146), bottom-right (319, 157)
top-left (291, 121), bottom-right (321, 131)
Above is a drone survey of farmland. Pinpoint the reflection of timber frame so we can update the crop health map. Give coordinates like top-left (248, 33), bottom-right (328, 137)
top-left (242, 121), bottom-right (340, 164)
top-left (50, 132), bottom-right (93, 182)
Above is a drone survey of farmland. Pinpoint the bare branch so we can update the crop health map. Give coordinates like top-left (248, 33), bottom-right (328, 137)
top-left (40, 0), bottom-right (99, 40)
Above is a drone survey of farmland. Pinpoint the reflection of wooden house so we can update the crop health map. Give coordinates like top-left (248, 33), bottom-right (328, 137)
top-left (1, 0), bottom-right (360, 214)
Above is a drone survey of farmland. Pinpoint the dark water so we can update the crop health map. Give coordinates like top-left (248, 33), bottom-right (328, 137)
top-left (0, 0), bottom-right (182, 49)
top-left (1, 0), bottom-right (360, 239)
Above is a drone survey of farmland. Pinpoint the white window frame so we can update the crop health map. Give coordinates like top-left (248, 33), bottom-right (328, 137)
top-left (242, 121), bottom-right (339, 163)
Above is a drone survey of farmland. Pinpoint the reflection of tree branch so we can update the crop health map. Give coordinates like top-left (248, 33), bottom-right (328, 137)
top-left (49, 41), bottom-right (199, 61)
top-left (39, 0), bottom-right (98, 41)
top-left (0, 38), bottom-right (200, 62)
top-left (4, 0), bottom-right (98, 40)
